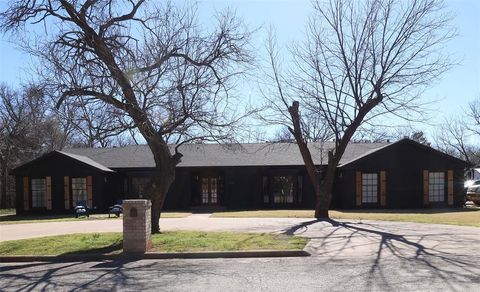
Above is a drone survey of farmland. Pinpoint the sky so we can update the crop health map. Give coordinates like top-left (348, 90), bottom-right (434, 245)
top-left (0, 0), bottom-right (479, 142)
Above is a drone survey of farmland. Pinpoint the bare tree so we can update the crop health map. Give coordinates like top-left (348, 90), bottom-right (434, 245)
top-left (408, 131), bottom-right (431, 146)
top-left (1, 1), bottom-right (252, 232)
top-left (57, 97), bottom-right (133, 148)
top-left (434, 98), bottom-right (480, 166)
top-left (435, 117), bottom-right (480, 165)
top-left (467, 98), bottom-right (480, 137)
top-left (265, 0), bottom-right (455, 218)
top-left (271, 115), bottom-right (335, 143)
top-left (0, 84), bottom-right (67, 208)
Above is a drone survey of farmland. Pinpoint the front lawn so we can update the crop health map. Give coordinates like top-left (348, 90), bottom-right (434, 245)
top-left (212, 208), bottom-right (480, 227)
top-left (150, 231), bottom-right (306, 252)
top-left (0, 208), bottom-right (15, 216)
top-left (0, 232), bottom-right (307, 256)
top-left (0, 233), bottom-right (123, 256)
top-left (0, 212), bottom-right (191, 225)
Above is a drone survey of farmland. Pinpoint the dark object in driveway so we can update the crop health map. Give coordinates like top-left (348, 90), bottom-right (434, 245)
top-left (74, 201), bottom-right (89, 218)
top-left (108, 200), bottom-right (123, 217)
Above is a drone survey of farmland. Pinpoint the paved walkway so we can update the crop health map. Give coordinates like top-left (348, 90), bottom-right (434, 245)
top-left (1, 214), bottom-right (479, 260)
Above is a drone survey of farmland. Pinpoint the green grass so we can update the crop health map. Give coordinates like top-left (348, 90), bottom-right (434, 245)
top-left (0, 233), bottom-right (123, 256)
top-left (212, 208), bottom-right (480, 227)
top-left (331, 208), bottom-right (480, 227)
top-left (212, 210), bottom-right (315, 218)
top-left (0, 212), bottom-right (191, 225)
top-left (150, 231), bottom-right (307, 252)
top-left (0, 208), bottom-right (15, 216)
top-left (0, 231), bottom-right (307, 256)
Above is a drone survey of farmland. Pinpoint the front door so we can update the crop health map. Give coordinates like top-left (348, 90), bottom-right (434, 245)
top-left (201, 177), bottom-right (218, 205)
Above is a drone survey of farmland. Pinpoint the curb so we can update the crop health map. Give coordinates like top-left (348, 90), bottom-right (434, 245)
top-left (0, 250), bottom-right (310, 263)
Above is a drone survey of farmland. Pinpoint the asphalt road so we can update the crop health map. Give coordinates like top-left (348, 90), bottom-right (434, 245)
top-left (1, 254), bottom-right (479, 291)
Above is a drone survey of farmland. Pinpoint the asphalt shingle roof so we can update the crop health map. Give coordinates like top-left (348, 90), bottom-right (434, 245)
top-left (56, 151), bottom-right (115, 172)
top-left (63, 142), bottom-right (390, 169)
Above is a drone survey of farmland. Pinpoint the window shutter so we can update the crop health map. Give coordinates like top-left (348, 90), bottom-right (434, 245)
top-left (64, 176), bottom-right (70, 209)
top-left (297, 176), bottom-right (303, 204)
top-left (262, 176), bottom-right (269, 204)
top-left (423, 170), bottom-right (429, 206)
top-left (447, 170), bottom-right (454, 205)
top-left (87, 176), bottom-right (93, 207)
top-left (355, 171), bottom-right (362, 206)
top-left (380, 171), bottom-right (386, 207)
top-left (23, 176), bottom-right (30, 211)
top-left (46, 176), bottom-right (52, 210)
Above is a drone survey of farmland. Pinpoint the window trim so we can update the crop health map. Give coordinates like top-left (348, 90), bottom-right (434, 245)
top-left (71, 177), bottom-right (88, 206)
top-left (428, 171), bottom-right (445, 202)
top-left (271, 175), bottom-right (295, 205)
top-left (361, 173), bottom-right (379, 204)
top-left (31, 178), bottom-right (47, 208)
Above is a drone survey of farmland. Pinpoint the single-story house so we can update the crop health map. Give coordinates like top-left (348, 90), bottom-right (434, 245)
top-left (11, 138), bottom-right (468, 214)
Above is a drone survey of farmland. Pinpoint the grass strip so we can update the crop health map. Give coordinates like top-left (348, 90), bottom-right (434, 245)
top-left (150, 231), bottom-right (307, 252)
top-left (0, 231), bottom-right (307, 256)
top-left (0, 209), bottom-right (15, 216)
top-left (0, 233), bottom-right (123, 256)
top-left (211, 208), bottom-right (480, 227)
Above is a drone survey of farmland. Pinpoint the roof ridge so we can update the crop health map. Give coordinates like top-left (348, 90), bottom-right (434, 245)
top-left (63, 140), bottom-right (391, 151)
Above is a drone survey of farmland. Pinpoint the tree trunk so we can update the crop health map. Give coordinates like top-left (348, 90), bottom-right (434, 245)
top-left (287, 101), bottom-right (350, 220)
top-left (288, 101), bottom-right (334, 219)
top-left (0, 161), bottom-right (7, 209)
top-left (314, 154), bottom-right (337, 219)
top-left (145, 140), bottom-right (182, 234)
top-left (149, 168), bottom-right (176, 234)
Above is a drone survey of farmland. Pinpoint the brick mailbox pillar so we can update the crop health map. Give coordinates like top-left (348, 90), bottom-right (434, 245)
top-left (123, 199), bottom-right (152, 254)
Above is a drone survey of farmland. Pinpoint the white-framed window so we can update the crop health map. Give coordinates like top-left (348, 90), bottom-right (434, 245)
top-left (362, 173), bottom-right (378, 203)
top-left (72, 177), bottom-right (87, 205)
top-left (31, 178), bottom-right (47, 208)
top-left (429, 172), bottom-right (445, 202)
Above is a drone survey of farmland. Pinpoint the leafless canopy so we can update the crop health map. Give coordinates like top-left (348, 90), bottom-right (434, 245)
top-left (1, 0), bottom-right (253, 150)
top-left (263, 0), bottom-right (455, 218)
top-left (467, 99), bottom-right (480, 137)
top-left (294, 0), bottom-right (455, 147)
top-left (434, 98), bottom-right (480, 166)
top-left (0, 83), bottom-right (68, 208)
top-left (1, 0), bottom-right (253, 232)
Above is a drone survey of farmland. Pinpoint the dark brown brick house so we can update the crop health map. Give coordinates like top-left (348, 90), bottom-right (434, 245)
top-left (11, 138), bottom-right (467, 213)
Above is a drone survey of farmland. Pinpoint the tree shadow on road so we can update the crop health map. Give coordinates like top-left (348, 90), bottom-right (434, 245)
top-left (0, 257), bottom-right (231, 291)
top-left (281, 218), bottom-right (480, 291)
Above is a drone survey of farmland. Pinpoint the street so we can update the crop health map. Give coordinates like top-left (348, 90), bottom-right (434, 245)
top-left (1, 254), bottom-right (479, 291)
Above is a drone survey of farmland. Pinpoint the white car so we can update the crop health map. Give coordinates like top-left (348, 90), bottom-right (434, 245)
top-left (466, 181), bottom-right (480, 206)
